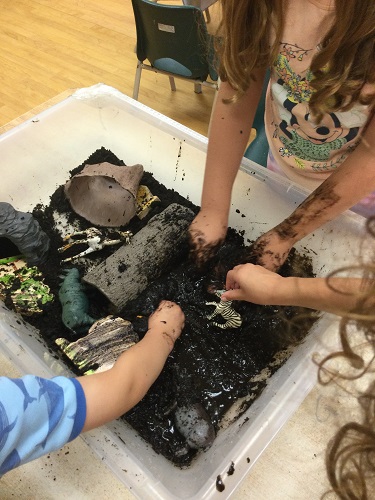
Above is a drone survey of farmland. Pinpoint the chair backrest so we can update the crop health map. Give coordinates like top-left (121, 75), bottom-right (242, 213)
top-left (131, 0), bottom-right (217, 81)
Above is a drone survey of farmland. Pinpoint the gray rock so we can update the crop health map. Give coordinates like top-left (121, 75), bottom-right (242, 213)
top-left (175, 402), bottom-right (216, 449)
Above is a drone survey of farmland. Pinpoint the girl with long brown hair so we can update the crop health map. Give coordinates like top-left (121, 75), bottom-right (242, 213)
top-left (188, 0), bottom-right (375, 272)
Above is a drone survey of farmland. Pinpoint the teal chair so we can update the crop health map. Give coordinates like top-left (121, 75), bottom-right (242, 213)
top-left (243, 70), bottom-right (270, 167)
top-left (131, 0), bottom-right (219, 99)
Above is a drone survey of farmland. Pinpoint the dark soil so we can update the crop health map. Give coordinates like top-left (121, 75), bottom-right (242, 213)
top-left (1, 147), bottom-right (319, 467)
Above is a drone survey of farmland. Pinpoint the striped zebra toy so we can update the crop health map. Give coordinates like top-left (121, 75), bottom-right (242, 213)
top-left (206, 290), bottom-right (242, 329)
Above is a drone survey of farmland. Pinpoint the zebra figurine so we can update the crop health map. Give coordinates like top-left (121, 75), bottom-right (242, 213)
top-left (205, 289), bottom-right (242, 329)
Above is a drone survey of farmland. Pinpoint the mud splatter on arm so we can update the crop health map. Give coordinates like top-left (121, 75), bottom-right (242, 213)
top-left (250, 126), bottom-right (375, 271)
top-left (248, 177), bottom-right (348, 271)
top-left (275, 176), bottom-right (342, 240)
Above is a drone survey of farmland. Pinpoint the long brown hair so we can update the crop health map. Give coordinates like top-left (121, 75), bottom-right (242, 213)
top-left (217, 0), bottom-right (375, 117)
top-left (316, 217), bottom-right (375, 499)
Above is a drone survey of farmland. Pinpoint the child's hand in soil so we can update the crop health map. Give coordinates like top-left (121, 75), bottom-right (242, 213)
top-left (247, 229), bottom-right (293, 271)
top-left (148, 300), bottom-right (185, 351)
top-left (221, 263), bottom-right (285, 305)
top-left (188, 209), bottom-right (227, 271)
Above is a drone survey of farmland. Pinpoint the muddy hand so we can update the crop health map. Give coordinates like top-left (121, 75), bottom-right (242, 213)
top-left (247, 229), bottom-right (293, 272)
top-left (148, 300), bottom-right (185, 350)
top-left (188, 210), bottom-right (227, 271)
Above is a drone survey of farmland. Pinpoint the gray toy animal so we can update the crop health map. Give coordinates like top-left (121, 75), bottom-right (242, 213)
top-left (0, 202), bottom-right (49, 266)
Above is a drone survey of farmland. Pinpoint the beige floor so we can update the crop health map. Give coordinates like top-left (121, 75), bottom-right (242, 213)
top-left (0, 0), bottom-right (220, 137)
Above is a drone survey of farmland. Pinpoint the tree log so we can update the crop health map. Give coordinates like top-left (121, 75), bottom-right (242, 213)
top-left (83, 203), bottom-right (195, 311)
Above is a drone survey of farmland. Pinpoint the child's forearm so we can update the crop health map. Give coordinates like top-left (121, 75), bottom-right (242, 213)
top-left (78, 327), bottom-right (173, 432)
top-left (274, 115), bottom-right (375, 245)
top-left (279, 277), bottom-right (372, 313)
top-left (201, 75), bottom-right (265, 216)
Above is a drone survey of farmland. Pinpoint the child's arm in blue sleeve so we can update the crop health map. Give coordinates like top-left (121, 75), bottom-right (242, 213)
top-left (0, 375), bottom-right (86, 476)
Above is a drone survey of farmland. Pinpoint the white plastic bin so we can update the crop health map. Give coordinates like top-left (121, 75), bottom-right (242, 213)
top-left (0, 84), bottom-right (367, 499)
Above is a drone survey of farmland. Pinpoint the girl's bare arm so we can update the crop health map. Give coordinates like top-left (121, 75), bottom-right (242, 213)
top-left (78, 301), bottom-right (185, 432)
top-left (189, 71), bottom-right (266, 267)
top-left (222, 263), bottom-right (373, 314)
top-left (254, 113), bottom-right (375, 271)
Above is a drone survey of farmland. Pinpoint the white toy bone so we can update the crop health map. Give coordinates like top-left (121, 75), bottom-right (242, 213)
top-left (58, 227), bottom-right (132, 263)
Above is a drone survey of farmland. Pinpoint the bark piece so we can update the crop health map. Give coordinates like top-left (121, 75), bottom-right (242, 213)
top-left (56, 315), bottom-right (139, 374)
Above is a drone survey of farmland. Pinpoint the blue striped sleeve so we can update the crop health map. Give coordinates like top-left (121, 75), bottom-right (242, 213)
top-left (68, 378), bottom-right (86, 441)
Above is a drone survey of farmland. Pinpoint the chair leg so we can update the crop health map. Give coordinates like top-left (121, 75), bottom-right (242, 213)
top-left (133, 62), bottom-right (142, 100)
top-left (168, 76), bottom-right (176, 91)
top-left (194, 83), bottom-right (202, 94)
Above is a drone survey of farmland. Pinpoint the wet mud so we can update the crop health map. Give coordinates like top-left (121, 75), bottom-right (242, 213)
top-left (2, 148), bottom-right (319, 467)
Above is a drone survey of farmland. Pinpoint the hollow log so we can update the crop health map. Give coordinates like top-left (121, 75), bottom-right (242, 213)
top-left (83, 203), bottom-right (195, 311)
